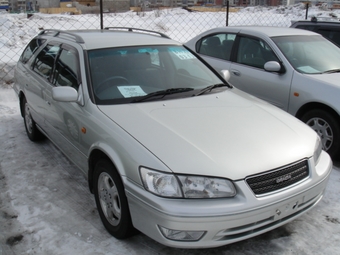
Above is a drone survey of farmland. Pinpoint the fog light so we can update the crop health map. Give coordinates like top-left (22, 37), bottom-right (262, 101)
top-left (159, 226), bottom-right (205, 241)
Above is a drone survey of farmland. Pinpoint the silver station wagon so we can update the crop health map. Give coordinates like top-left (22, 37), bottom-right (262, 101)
top-left (14, 28), bottom-right (332, 248)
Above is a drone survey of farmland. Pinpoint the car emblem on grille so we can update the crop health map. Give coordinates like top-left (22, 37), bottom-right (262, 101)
top-left (276, 174), bottom-right (292, 183)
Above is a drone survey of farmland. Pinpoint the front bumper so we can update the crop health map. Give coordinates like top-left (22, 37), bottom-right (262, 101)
top-left (125, 152), bottom-right (332, 248)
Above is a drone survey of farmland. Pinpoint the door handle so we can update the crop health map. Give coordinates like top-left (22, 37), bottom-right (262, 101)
top-left (231, 70), bottom-right (240, 76)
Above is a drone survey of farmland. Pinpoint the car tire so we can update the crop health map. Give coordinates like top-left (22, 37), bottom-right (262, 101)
top-left (93, 158), bottom-right (135, 239)
top-left (23, 97), bottom-right (44, 141)
top-left (301, 109), bottom-right (340, 159)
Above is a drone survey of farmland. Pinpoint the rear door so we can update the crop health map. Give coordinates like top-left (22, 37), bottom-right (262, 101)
top-left (193, 32), bottom-right (236, 74)
top-left (15, 38), bottom-right (46, 126)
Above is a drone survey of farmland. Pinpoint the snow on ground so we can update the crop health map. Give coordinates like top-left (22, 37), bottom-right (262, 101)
top-left (0, 4), bottom-right (340, 255)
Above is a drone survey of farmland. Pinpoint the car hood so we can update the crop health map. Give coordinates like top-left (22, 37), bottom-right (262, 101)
top-left (98, 90), bottom-right (316, 180)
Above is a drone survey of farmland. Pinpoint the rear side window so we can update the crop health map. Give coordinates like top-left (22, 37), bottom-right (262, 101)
top-left (19, 38), bottom-right (46, 63)
top-left (33, 44), bottom-right (60, 80)
top-left (294, 25), bottom-right (317, 31)
top-left (318, 29), bottom-right (340, 46)
top-left (197, 33), bottom-right (236, 61)
top-left (294, 24), bottom-right (340, 46)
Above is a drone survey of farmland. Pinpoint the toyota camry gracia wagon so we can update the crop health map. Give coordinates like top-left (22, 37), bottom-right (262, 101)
top-left (13, 28), bottom-right (332, 248)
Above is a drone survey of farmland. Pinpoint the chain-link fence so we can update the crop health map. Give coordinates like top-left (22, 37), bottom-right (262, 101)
top-left (0, 3), bottom-right (313, 85)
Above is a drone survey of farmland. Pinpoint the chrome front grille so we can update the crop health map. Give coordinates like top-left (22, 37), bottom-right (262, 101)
top-left (246, 160), bottom-right (309, 195)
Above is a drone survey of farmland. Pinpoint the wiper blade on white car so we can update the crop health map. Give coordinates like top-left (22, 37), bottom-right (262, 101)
top-left (132, 88), bottom-right (194, 103)
top-left (193, 83), bottom-right (229, 97)
top-left (322, 68), bottom-right (340, 74)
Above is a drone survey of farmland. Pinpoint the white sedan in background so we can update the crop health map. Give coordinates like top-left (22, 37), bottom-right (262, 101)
top-left (185, 26), bottom-right (340, 159)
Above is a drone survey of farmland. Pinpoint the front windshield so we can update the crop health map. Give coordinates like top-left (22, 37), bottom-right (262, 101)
top-left (272, 35), bottom-right (340, 74)
top-left (88, 45), bottom-right (224, 104)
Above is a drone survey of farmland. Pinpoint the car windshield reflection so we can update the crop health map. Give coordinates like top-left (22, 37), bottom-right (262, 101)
top-left (88, 45), bottom-right (224, 104)
top-left (273, 35), bottom-right (340, 74)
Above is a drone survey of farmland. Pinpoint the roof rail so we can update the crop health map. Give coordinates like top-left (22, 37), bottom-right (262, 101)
top-left (38, 29), bottom-right (85, 43)
top-left (104, 27), bottom-right (170, 39)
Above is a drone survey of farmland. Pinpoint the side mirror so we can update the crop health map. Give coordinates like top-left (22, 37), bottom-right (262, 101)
top-left (221, 70), bottom-right (231, 81)
top-left (264, 61), bottom-right (283, 72)
top-left (52, 86), bottom-right (78, 102)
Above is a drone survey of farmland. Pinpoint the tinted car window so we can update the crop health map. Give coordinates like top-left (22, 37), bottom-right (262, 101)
top-left (292, 23), bottom-right (340, 46)
top-left (318, 29), bottom-right (340, 45)
top-left (273, 35), bottom-right (340, 74)
top-left (33, 44), bottom-right (60, 80)
top-left (236, 36), bottom-right (279, 69)
top-left (88, 45), bottom-right (222, 104)
top-left (198, 33), bottom-right (236, 60)
top-left (19, 38), bottom-right (46, 63)
top-left (53, 47), bottom-right (80, 89)
top-left (294, 25), bottom-right (316, 31)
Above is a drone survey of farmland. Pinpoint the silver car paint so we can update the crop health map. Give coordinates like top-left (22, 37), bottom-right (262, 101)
top-left (185, 26), bottom-right (340, 117)
top-left (125, 151), bottom-right (331, 248)
top-left (13, 29), bottom-right (333, 248)
top-left (98, 88), bottom-right (318, 180)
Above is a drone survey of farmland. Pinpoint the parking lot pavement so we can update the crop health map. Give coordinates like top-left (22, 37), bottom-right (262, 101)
top-left (1, 87), bottom-right (340, 255)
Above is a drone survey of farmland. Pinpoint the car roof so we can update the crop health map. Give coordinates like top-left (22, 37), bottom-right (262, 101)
top-left (38, 29), bottom-right (181, 50)
top-left (291, 17), bottom-right (340, 26)
top-left (198, 26), bottom-right (320, 38)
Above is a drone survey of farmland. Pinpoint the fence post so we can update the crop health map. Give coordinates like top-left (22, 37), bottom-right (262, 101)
top-left (305, 3), bottom-right (309, 20)
top-left (100, 0), bottom-right (103, 29)
top-left (226, 1), bottom-right (229, 26)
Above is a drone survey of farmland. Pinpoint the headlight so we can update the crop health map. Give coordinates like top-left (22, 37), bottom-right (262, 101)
top-left (313, 135), bottom-right (322, 165)
top-left (140, 168), bottom-right (182, 197)
top-left (140, 167), bottom-right (236, 198)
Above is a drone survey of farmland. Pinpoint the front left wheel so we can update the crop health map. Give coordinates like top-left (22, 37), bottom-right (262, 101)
top-left (93, 158), bottom-right (135, 239)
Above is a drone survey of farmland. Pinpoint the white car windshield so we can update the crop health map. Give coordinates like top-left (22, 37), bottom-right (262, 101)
top-left (88, 45), bottom-right (225, 104)
top-left (273, 35), bottom-right (340, 74)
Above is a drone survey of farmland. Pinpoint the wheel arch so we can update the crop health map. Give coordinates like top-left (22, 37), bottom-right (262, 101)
top-left (88, 149), bottom-right (123, 194)
top-left (18, 91), bottom-right (26, 118)
top-left (295, 102), bottom-right (340, 121)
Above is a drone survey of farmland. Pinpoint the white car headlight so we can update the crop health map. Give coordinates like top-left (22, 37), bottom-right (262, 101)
top-left (314, 135), bottom-right (323, 165)
top-left (177, 175), bottom-right (236, 198)
top-left (140, 168), bottom-right (182, 197)
top-left (140, 167), bottom-right (236, 198)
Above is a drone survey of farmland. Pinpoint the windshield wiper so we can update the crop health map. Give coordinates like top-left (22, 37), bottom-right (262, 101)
top-left (193, 83), bottom-right (229, 97)
top-left (322, 68), bottom-right (340, 74)
top-left (132, 88), bottom-right (194, 103)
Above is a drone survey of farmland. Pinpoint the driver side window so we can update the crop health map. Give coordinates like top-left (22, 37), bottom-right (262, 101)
top-left (236, 37), bottom-right (279, 69)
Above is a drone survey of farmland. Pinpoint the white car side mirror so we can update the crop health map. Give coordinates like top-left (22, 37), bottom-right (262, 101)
top-left (221, 70), bottom-right (230, 81)
top-left (264, 61), bottom-right (281, 72)
top-left (52, 86), bottom-right (78, 102)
